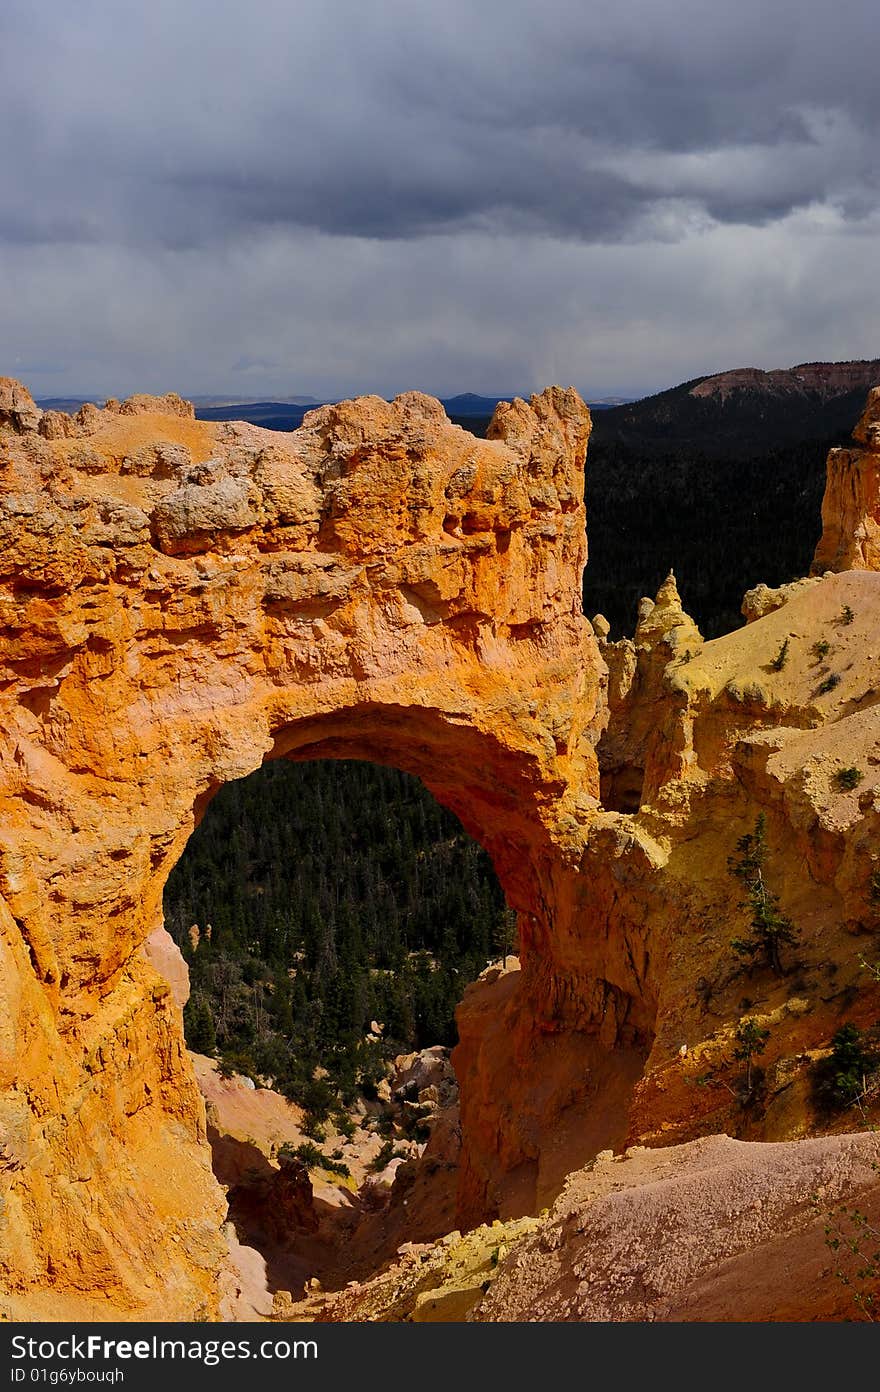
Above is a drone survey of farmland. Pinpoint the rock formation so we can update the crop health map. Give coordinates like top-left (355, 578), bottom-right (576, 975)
top-left (304, 1130), bottom-right (880, 1322)
top-left (447, 411), bottom-right (880, 1226)
top-left (812, 387), bottom-right (880, 572)
top-left (690, 359), bottom-right (880, 404)
top-left (593, 571), bottom-right (703, 812)
top-left (477, 1130), bottom-right (880, 1321)
top-left (2, 375), bottom-right (880, 1320)
top-left (0, 379), bottom-right (599, 1318)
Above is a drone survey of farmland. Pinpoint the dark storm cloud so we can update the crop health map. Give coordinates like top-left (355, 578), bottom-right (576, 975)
top-left (3, 0), bottom-right (880, 402)
top-left (2, 0), bottom-right (879, 251)
top-left (168, 160), bottom-right (654, 243)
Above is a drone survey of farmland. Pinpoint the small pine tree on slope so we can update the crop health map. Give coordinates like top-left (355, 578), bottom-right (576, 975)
top-left (728, 812), bottom-right (798, 976)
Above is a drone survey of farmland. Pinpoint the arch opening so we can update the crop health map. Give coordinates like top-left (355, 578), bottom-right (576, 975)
top-left (160, 752), bottom-right (518, 1304)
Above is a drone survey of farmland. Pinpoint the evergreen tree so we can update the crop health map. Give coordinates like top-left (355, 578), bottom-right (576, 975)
top-left (183, 994), bottom-right (217, 1054)
top-left (733, 1017), bottom-right (769, 1094)
top-left (728, 813), bottom-right (799, 976)
top-left (493, 907), bottom-right (518, 968)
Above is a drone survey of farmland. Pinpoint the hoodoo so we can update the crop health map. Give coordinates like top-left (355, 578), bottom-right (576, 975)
top-left (812, 387), bottom-right (880, 573)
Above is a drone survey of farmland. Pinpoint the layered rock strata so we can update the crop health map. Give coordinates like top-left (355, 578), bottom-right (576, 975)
top-left (0, 380), bottom-right (599, 1317)
top-left (3, 377), bottom-right (880, 1318)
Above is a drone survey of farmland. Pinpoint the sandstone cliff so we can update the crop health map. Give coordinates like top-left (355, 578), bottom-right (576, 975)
top-left (690, 359), bottom-right (880, 404)
top-left (812, 387), bottom-right (880, 572)
top-left (2, 377), bottom-right (880, 1320)
top-left (0, 379), bottom-right (598, 1318)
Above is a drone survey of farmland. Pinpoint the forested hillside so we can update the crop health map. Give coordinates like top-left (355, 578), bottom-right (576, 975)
top-left (582, 434), bottom-right (831, 637)
top-left (582, 363), bottom-right (876, 635)
top-left (164, 759), bottom-right (513, 1126)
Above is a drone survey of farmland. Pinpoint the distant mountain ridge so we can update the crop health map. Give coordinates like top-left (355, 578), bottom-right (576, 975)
top-left (34, 389), bottom-right (633, 423)
top-left (690, 360), bottom-right (880, 403)
top-left (190, 393), bottom-right (320, 407)
top-left (442, 392), bottom-right (631, 414)
top-left (189, 391), bottom-right (633, 430)
top-left (582, 358), bottom-right (880, 641)
top-left (33, 359), bottom-right (879, 451)
top-left (593, 358), bottom-right (880, 458)
top-left (33, 397), bottom-right (100, 413)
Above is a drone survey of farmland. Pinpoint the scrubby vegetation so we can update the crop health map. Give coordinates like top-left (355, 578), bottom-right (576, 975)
top-left (834, 767), bottom-right (864, 792)
top-left (368, 1139), bottom-right (409, 1172)
top-left (277, 1139), bottom-right (351, 1177)
top-left (817, 673), bottom-right (841, 695)
top-left (812, 1023), bottom-right (880, 1113)
top-left (770, 638), bottom-right (790, 672)
top-left (822, 1198), bottom-right (880, 1321)
top-left (734, 1018), bottom-right (770, 1096)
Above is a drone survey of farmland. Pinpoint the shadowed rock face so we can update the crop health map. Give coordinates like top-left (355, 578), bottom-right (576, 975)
top-left (0, 380), bottom-right (605, 1317)
top-left (3, 377), bottom-right (880, 1322)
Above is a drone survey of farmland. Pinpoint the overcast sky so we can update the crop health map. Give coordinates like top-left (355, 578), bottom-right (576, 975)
top-left (2, 0), bottom-right (879, 401)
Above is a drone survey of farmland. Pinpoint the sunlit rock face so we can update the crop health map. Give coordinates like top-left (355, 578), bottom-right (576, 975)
top-left (813, 386), bottom-right (880, 573)
top-left (0, 379), bottom-right (604, 1317)
top-left (456, 401), bottom-right (880, 1229)
top-left (3, 376), bottom-right (880, 1320)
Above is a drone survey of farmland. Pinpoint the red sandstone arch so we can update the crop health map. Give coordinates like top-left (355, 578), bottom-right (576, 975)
top-left (6, 378), bottom-right (880, 1320)
top-left (0, 380), bottom-right (616, 1318)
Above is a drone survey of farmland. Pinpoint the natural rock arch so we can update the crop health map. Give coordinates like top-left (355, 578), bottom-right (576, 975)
top-left (7, 378), bottom-right (880, 1318)
top-left (0, 381), bottom-right (616, 1317)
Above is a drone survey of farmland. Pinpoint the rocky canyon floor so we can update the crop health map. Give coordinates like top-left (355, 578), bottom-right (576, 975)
top-left (201, 1014), bottom-right (880, 1323)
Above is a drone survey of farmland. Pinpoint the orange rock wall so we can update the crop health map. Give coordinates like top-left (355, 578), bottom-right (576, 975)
top-left (0, 381), bottom-right (602, 1316)
top-left (3, 377), bottom-right (880, 1316)
top-left (455, 399), bottom-right (880, 1224)
top-left (813, 387), bottom-right (880, 572)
